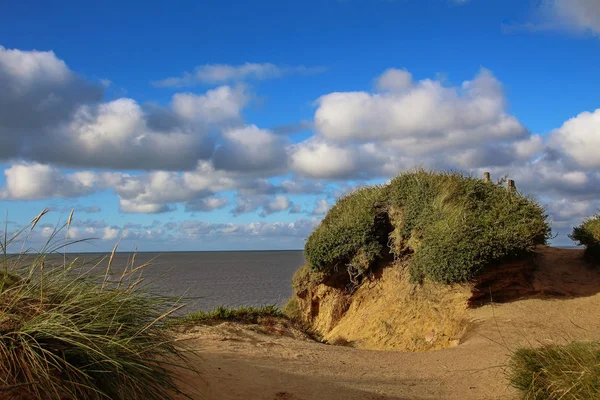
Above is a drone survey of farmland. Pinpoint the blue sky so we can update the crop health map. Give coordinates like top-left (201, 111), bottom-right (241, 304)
top-left (0, 0), bottom-right (599, 251)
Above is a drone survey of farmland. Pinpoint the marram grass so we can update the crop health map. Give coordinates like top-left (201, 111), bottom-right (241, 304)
top-left (0, 210), bottom-right (193, 400)
top-left (508, 341), bottom-right (600, 400)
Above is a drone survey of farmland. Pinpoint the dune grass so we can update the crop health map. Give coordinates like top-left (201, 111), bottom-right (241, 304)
top-left (570, 213), bottom-right (600, 265)
top-left (304, 170), bottom-right (550, 284)
top-left (168, 304), bottom-right (284, 328)
top-left (0, 210), bottom-right (192, 400)
top-left (508, 341), bottom-right (600, 400)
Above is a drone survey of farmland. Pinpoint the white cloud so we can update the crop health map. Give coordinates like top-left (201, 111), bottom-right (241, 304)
top-left (171, 85), bottom-right (248, 123)
top-left (290, 140), bottom-right (358, 179)
top-left (0, 46), bottom-right (71, 88)
top-left (506, 0), bottom-right (600, 36)
top-left (103, 226), bottom-right (120, 241)
top-left (0, 46), bottom-right (257, 171)
top-left (546, 0), bottom-right (600, 34)
top-left (549, 109), bottom-right (600, 169)
top-left (0, 163), bottom-right (94, 200)
top-left (292, 68), bottom-right (533, 180)
top-left (213, 125), bottom-right (288, 173)
top-left (177, 218), bottom-right (318, 239)
top-left (375, 68), bottom-right (413, 92)
top-left (153, 62), bottom-right (326, 87)
top-left (185, 196), bottom-right (229, 212)
top-left (260, 195), bottom-right (293, 217)
top-left (315, 68), bottom-right (526, 145)
top-left (312, 199), bottom-right (332, 215)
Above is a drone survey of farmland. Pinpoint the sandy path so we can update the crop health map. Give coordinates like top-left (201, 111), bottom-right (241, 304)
top-left (174, 247), bottom-right (600, 400)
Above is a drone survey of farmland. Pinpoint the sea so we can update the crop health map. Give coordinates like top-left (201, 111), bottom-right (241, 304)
top-left (49, 251), bottom-right (305, 312)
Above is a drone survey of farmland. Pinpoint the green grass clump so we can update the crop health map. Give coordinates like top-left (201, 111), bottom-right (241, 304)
top-left (508, 341), bottom-right (600, 400)
top-left (304, 170), bottom-right (550, 284)
top-left (168, 304), bottom-right (283, 328)
top-left (570, 214), bottom-right (600, 264)
top-left (1, 211), bottom-right (191, 400)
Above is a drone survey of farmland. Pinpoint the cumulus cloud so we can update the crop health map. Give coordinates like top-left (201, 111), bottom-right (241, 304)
top-left (170, 85), bottom-right (248, 124)
top-left (291, 68), bottom-right (531, 179)
top-left (213, 125), bottom-right (288, 173)
top-left (102, 226), bottom-right (120, 241)
top-left (185, 196), bottom-right (229, 212)
top-left (260, 195), bottom-right (293, 217)
top-left (315, 68), bottom-right (525, 145)
top-left (375, 68), bottom-right (413, 92)
top-left (0, 46), bottom-right (255, 171)
top-left (549, 109), bottom-right (600, 169)
top-left (0, 46), bottom-right (103, 159)
top-left (0, 164), bottom-right (94, 200)
top-left (153, 62), bottom-right (326, 87)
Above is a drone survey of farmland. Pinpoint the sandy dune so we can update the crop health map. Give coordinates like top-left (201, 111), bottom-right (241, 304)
top-left (174, 247), bottom-right (600, 400)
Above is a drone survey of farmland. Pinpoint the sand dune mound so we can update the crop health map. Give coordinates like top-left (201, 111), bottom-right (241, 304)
top-left (290, 246), bottom-right (600, 352)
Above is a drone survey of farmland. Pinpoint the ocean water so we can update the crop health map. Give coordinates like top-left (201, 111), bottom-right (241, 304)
top-left (48, 251), bottom-right (305, 311)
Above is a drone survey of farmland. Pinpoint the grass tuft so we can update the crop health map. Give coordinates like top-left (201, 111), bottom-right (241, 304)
top-left (508, 341), bottom-right (600, 400)
top-left (0, 213), bottom-right (192, 400)
top-left (168, 304), bottom-right (283, 328)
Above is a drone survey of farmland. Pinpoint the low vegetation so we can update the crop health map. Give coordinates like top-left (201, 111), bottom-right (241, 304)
top-left (0, 211), bottom-right (191, 400)
top-left (304, 170), bottom-right (550, 284)
top-left (168, 304), bottom-right (283, 328)
top-left (570, 213), bottom-right (600, 264)
top-left (508, 341), bottom-right (600, 400)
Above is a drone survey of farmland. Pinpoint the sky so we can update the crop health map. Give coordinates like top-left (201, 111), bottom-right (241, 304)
top-left (0, 0), bottom-right (599, 252)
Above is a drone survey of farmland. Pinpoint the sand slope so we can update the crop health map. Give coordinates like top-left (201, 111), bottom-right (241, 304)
top-left (174, 247), bottom-right (600, 400)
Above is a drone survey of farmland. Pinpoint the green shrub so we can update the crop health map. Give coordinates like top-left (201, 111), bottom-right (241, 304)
top-left (1, 213), bottom-right (191, 400)
top-left (508, 341), bottom-right (600, 400)
top-left (570, 214), bottom-right (600, 264)
top-left (304, 170), bottom-right (550, 284)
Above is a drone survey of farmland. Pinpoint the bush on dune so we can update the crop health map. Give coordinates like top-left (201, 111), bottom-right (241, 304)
top-left (304, 170), bottom-right (550, 284)
top-left (508, 341), bottom-right (600, 400)
top-left (570, 214), bottom-right (600, 264)
top-left (0, 212), bottom-right (191, 400)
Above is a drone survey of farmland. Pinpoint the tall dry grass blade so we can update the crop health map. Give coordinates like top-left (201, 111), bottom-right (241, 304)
top-left (103, 242), bottom-right (119, 289)
top-left (64, 209), bottom-right (75, 264)
top-left (133, 304), bottom-right (186, 338)
top-left (127, 277), bottom-right (146, 292)
top-left (30, 209), bottom-right (50, 230)
top-left (66, 209), bottom-right (74, 233)
top-left (129, 262), bottom-right (152, 276)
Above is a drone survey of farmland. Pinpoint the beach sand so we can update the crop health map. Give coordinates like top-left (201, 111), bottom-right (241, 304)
top-left (173, 247), bottom-right (600, 400)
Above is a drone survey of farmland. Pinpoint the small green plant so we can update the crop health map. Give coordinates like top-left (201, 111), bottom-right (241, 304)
top-left (570, 214), bottom-right (600, 264)
top-left (168, 304), bottom-right (283, 328)
top-left (508, 341), bottom-right (600, 400)
top-left (0, 210), bottom-right (192, 400)
top-left (304, 170), bottom-right (550, 284)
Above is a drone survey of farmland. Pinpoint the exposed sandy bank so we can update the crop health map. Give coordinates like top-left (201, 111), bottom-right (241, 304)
top-left (174, 247), bottom-right (600, 400)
